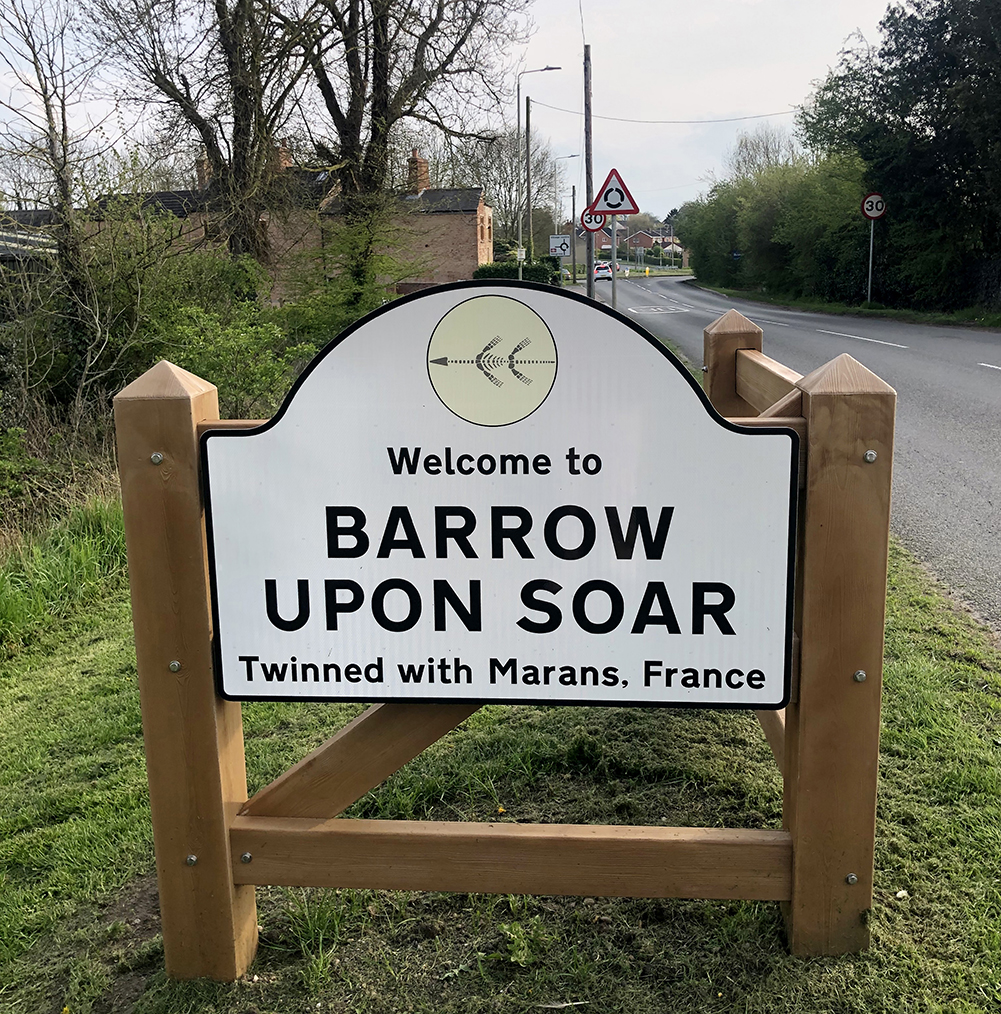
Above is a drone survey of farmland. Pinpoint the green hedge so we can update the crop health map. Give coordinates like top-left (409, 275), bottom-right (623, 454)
top-left (472, 259), bottom-right (559, 285)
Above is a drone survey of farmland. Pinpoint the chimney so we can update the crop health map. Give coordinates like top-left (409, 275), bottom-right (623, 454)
top-left (195, 149), bottom-right (212, 190)
top-left (276, 138), bottom-right (294, 170)
top-left (407, 148), bottom-right (430, 193)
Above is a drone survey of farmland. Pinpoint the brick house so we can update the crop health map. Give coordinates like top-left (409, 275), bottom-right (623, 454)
top-left (90, 148), bottom-right (493, 296)
top-left (365, 150), bottom-right (494, 289)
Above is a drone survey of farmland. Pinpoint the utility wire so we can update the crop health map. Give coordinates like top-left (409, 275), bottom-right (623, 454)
top-left (532, 101), bottom-right (798, 125)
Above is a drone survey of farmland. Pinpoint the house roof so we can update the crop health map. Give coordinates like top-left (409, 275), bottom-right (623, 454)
top-left (94, 189), bottom-right (209, 219)
top-left (0, 209), bottom-right (56, 227)
top-left (321, 187), bottom-right (485, 216)
top-left (0, 225), bottom-right (56, 263)
top-left (402, 188), bottom-right (484, 213)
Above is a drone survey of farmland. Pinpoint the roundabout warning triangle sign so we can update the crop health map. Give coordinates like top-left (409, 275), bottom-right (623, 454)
top-left (588, 168), bottom-right (640, 215)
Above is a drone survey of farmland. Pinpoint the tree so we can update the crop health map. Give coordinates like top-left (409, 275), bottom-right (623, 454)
top-left (626, 212), bottom-right (662, 234)
top-left (291, 0), bottom-right (530, 198)
top-left (798, 0), bottom-right (1001, 308)
top-left (0, 0), bottom-right (91, 315)
top-left (87, 0), bottom-right (309, 262)
top-left (725, 123), bottom-right (801, 179)
top-left (0, 0), bottom-right (126, 427)
top-left (449, 128), bottom-right (564, 247)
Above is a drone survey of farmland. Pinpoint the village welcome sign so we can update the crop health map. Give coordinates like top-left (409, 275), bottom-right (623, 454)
top-left (203, 282), bottom-right (798, 709)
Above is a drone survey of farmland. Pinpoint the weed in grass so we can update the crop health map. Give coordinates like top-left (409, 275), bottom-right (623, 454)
top-left (490, 916), bottom-right (552, 966)
top-left (283, 887), bottom-right (373, 956)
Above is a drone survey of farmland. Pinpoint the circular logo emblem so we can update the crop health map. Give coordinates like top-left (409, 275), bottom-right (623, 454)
top-left (427, 295), bottom-right (557, 426)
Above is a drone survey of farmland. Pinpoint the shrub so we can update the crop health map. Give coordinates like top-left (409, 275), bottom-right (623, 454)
top-left (472, 261), bottom-right (559, 285)
top-left (168, 305), bottom-right (317, 419)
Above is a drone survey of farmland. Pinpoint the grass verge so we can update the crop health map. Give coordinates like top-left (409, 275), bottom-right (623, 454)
top-left (0, 497), bottom-right (128, 659)
top-left (1, 537), bottom-right (999, 1012)
top-left (686, 281), bottom-right (1001, 329)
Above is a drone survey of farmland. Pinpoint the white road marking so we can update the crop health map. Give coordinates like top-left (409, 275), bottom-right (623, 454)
top-left (979, 362), bottom-right (1001, 371)
top-left (752, 318), bottom-right (791, 327)
top-left (817, 329), bottom-right (909, 349)
top-left (627, 306), bottom-right (690, 314)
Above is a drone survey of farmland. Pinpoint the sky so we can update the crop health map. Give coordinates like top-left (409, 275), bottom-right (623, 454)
top-left (518, 0), bottom-right (891, 223)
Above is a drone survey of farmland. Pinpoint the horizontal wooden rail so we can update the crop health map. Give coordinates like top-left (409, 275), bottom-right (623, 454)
top-left (735, 350), bottom-right (802, 414)
top-left (760, 388), bottom-right (803, 419)
top-left (231, 818), bottom-right (792, 900)
top-left (242, 703), bottom-right (480, 819)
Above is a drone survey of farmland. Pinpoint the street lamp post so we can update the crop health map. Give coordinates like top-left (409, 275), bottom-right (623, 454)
top-left (516, 65), bottom-right (560, 280)
top-left (554, 153), bottom-right (580, 283)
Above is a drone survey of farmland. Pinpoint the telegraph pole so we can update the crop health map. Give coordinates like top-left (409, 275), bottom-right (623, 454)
top-left (584, 44), bottom-right (594, 299)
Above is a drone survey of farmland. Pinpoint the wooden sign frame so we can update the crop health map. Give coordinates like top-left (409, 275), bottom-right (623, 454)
top-left (114, 309), bottom-right (895, 980)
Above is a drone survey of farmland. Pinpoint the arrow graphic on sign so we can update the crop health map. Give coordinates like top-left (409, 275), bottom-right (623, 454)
top-left (431, 337), bottom-right (555, 387)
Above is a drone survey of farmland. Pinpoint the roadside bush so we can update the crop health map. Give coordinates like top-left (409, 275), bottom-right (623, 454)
top-left (677, 154), bottom-right (870, 301)
top-left (169, 305), bottom-right (317, 419)
top-left (473, 260), bottom-right (559, 284)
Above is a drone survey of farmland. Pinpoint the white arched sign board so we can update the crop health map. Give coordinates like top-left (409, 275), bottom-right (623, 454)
top-left (203, 282), bottom-right (798, 708)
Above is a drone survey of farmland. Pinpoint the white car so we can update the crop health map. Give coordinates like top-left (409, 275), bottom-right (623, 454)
top-left (593, 262), bottom-right (612, 280)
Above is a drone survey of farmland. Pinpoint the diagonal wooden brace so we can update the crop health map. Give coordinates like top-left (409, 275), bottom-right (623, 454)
top-left (241, 702), bottom-right (480, 818)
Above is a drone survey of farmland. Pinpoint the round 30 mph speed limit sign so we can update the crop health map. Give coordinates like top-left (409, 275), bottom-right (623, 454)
top-left (580, 209), bottom-right (606, 232)
top-left (861, 193), bottom-right (886, 220)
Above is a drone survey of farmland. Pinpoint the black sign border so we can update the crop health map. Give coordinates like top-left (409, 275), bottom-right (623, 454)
top-left (201, 279), bottom-right (799, 711)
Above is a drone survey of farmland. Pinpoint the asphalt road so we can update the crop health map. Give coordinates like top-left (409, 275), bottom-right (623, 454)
top-left (587, 274), bottom-right (1001, 633)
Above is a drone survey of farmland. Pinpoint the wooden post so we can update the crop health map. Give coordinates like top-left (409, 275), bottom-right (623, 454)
top-left (115, 361), bottom-right (258, 980)
top-left (783, 353), bottom-right (895, 954)
top-left (703, 310), bottom-right (762, 416)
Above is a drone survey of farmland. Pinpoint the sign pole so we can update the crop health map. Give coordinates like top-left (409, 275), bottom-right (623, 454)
top-left (571, 185), bottom-right (577, 284)
top-left (861, 193), bottom-right (885, 304)
top-left (516, 74), bottom-right (523, 281)
top-left (584, 45), bottom-right (594, 299)
top-left (867, 218), bottom-right (874, 304)
top-left (610, 213), bottom-right (618, 309)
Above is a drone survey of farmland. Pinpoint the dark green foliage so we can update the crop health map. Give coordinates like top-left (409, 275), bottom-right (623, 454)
top-left (678, 153), bottom-right (882, 303)
top-left (472, 260), bottom-right (560, 284)
top-left (676, 187), bottom-right (741, 289)
top-left (492, 237), bottom-right (517, 262)
top-left (797, 0), bottom-right (1001, 309)
top-left (682, 2), bottom-right (1001, 310)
